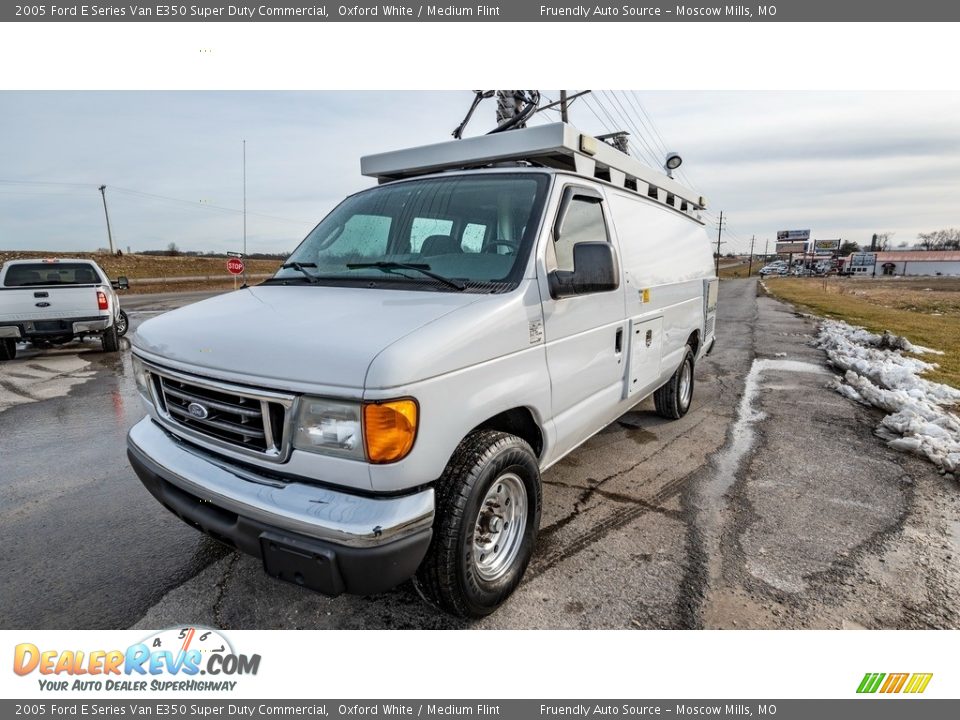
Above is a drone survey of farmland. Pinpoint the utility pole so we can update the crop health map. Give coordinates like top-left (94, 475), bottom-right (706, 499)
top-left (242, 139), bottom-right (247, 257)
top-left (98, 185), bottom-right (115, 255)
top-left (559, 90), bottom-right (569, 122)
top-left (748, 234), bottom-right (755, 277)
top-left (715, 210), bottom-right (724, 277)
top-left (242, 139), bottom-right (248, 288)
top-left (763, 238), bottom-right (768, 262)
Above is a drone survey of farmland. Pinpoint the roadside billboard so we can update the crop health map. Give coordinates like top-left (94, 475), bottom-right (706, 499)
top-left (814, 239), bottom-right (841, 254)
top-left (776, 241), bottom-right (806, 254)
top-left (777, 229), bottom-right (811, 242)
top-left (850, 252), bottom-right (877, 267)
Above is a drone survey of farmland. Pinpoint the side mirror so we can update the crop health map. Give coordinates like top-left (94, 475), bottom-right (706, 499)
top-left (114, 276), bottom-right (129, 290)
top-left (549, 242), bottom-right (620, 298)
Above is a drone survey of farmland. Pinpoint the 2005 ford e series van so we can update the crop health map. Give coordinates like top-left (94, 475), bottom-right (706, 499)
top-left (127, 123), bottom-right (718, 617)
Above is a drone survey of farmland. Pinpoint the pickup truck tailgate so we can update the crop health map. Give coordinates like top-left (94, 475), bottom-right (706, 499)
top-left (0, 287), bottom-right (103, 323)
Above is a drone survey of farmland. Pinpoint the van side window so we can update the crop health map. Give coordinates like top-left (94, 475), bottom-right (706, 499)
top-left (326, 214), bottom-right (392, 260)
top-left (410, 217), bottom-right (455, 252)
top-left (555, 196), bottom-right (607, 272)
top-left (461, 223), bottom-right (488, 253)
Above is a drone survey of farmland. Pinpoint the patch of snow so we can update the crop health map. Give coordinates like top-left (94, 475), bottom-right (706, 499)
top-left (815, 319), bottom-right (960, 475)
top-left (774, 352), bottom-right (788, 358)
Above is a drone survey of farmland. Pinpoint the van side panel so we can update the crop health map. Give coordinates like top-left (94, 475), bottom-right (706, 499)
top-left (605, 190), bottom-right (714, 393)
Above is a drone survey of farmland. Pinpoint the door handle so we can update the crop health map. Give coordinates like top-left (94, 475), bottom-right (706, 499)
top-left (615, 328), bottom-right (623, 354)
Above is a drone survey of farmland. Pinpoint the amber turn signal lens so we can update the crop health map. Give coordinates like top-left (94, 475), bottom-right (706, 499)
top-left (363, 399), bottom-right (418, 464)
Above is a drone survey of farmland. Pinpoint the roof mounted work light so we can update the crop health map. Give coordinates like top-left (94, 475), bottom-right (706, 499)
top-left (664, 152), bottom-right (683, 177)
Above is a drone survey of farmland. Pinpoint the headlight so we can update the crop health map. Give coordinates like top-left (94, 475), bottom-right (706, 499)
top-left (131, 355), bottom-right (153, 405)
top-left (292, 396), bottom-right (419, 463)
top-left (293, 398), bottom-right (364, 459)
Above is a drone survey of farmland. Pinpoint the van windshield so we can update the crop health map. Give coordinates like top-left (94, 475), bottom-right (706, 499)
top-left (271, 173), bottom-right (549, 292)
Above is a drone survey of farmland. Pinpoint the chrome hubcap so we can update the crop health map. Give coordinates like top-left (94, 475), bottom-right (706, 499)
top-left (679, 361), bottom-right (692, 408)
top-left (472, 472), bottom-right (527, 582)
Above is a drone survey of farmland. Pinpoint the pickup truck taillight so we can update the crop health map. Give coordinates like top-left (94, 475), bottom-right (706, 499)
top-left (97, 291), bottom-right (109, 310)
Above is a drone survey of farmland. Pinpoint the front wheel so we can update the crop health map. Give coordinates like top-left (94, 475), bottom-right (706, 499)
top-left (415, 430), bottom-right (542, 618)
top-left (654, 345), bottom-right (695, 419)
top-left (0, 338), bottom-right (16, 361)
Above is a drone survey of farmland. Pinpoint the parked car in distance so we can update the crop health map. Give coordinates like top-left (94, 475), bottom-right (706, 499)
top-left (0, 258), bottom-right (128, 360)
top-left (126, 123), bottom-right (719, 617)
top-left (758, 262), bottom-right (788, 276)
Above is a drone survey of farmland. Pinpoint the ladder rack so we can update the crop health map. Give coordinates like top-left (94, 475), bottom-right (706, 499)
top-left (360, 122), bottom-right (706, 222)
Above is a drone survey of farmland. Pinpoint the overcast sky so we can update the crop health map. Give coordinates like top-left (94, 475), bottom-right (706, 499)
top-left (1, 91), bottom-right (958, 256)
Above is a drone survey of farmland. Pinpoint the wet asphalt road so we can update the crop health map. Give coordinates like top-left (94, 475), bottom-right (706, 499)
top-left (0, 292), bottom-right (228, 629)
top-left (2, 282), bottom-right (958, 629)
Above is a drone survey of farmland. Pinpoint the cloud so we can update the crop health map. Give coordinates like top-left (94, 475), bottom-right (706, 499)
top-left (1, 91), bottom-right (959, 255)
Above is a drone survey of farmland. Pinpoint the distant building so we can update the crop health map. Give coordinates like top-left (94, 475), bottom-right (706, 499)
top-left (874, 250), bottom-right (960, 277)
top-left (841, 250), bottom-right (960, 276)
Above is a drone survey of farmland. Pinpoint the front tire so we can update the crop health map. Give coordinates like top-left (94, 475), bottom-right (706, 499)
top-left (416, 430), bottom-right (542, 618)
top-left (0, 338), bottom-right (16, 361)
top-left (101, 323), bottom-right (120, 352)
top-left (654, 345), bottom-right (695, 419)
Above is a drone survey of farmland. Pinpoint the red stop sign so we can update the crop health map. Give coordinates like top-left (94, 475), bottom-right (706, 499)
top-left (227, 258), bottom-right (245, 275)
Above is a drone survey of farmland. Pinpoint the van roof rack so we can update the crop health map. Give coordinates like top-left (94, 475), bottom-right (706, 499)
top-left (360, 122), bottom-right (706, 221)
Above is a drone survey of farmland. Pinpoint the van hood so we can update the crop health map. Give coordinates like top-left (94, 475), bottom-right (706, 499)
top-left (132, 285), bottom-right (482, 392)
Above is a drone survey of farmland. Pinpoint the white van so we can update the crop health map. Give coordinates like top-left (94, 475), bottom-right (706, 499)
top-left (127, 124), bottom-right (717, 617)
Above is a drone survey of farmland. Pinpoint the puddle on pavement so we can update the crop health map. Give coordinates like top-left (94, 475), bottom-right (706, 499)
top-left (695, 359), bottom-right (832, 594)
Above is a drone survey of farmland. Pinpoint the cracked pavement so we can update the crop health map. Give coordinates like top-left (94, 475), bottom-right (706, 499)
top-left (2, 281), bottom-right (959, 629)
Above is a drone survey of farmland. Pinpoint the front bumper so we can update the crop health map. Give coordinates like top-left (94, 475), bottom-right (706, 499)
top-left (127, 418), bottom-right (434, 596)
top-left (0, 326), bottom-right (20, 339)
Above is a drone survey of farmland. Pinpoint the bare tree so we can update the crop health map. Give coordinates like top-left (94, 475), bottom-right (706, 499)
top-left (166, 242), bottom-right (181, 257)
top-left (917, 228), bottom-right (960, 250)
top-left (874, 232), bottom-right (894, 251)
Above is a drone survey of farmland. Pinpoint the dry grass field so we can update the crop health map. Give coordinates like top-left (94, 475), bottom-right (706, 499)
top-left (0, 251), bottom-right (283, 293)
top-left (764, 276), bottom-right (960, 388)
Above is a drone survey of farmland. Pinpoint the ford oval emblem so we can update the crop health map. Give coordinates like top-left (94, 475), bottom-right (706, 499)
top-left (35, 302), bottom-right (51, 308)
top-left (187, 402), bottom-right (210, 420)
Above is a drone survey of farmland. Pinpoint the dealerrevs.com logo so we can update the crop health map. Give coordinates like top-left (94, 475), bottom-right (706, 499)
top-left (857, 673), bottom-right (933, 694)
top-left (13, 627), bottom-right (261, 692)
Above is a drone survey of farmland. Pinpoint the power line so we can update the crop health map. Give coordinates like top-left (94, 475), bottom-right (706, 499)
top-left (598, 90), bottom-right (662, 168)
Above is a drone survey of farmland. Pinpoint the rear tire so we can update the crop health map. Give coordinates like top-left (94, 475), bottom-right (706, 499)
top-left (415, 430), bottom-right (542, 618)
top-left (654, 345), bottom-right (695, 419)
top-left (101, 324), bottom-right (120, 352)
top-left (0, 338), bottom-right (16, 361)
top-left (115, 309), bottom-right (129, 337)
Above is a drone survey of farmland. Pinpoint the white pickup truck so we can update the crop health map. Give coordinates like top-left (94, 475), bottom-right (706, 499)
top-left (0, 258), bottom-right (129, 360)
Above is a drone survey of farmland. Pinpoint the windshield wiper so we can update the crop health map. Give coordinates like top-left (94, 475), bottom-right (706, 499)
top-left (279, 261), bottom-right (321, 284)
top-left (346, 261), bottom-right (466, 291)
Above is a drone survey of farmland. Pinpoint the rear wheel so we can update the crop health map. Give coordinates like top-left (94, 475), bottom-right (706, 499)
top-left (654, 345), bottom-right (695, 419)
top-left (415, 430), bottom-right (542, 618)
top-left (0, 338), bottom-right (16, 361)
top-left (115, 309), bottom-right (129, 337)
top-left (101, 323), bottom-right (120, 352)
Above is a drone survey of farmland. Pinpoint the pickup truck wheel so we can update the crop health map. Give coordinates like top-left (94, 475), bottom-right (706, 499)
top-left (0, 338), bottom-right (16, 361)
top-left (415, 430), bottom-right (541, 618)
top-left (101, 324), bottom-right (120, 352)
top-left (654, 345), bottom-right (695, 420)
top-left (115, 309), bottom-right (129, 337)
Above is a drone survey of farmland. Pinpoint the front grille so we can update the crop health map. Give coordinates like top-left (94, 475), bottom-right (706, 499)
top-left (148, 367), bottom-right (292, 458)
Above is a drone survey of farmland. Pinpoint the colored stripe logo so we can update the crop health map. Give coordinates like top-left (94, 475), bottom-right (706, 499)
top-left (857, 673), bottom-right (933, 694)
